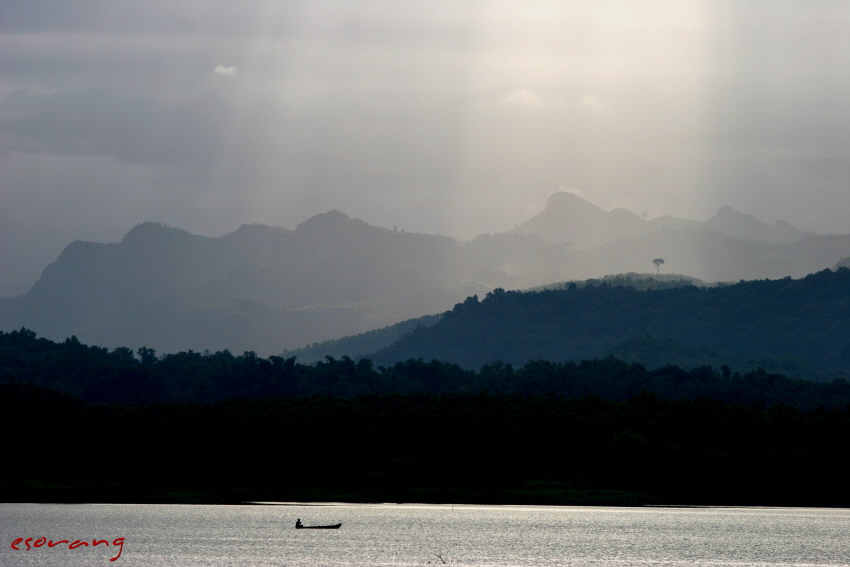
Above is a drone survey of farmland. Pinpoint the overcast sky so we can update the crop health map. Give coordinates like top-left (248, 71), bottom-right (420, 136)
top-left (2, 0), bottom-right (850, 297)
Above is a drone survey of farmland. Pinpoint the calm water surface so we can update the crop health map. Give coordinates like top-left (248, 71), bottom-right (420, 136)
top-left (2, 503), bottom-right (849, 566)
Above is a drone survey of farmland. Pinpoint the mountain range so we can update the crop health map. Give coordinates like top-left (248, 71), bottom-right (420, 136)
top-left (513, 191), bottom-right (813, 248)
top-left (3, 192), bottom-right (850, 356)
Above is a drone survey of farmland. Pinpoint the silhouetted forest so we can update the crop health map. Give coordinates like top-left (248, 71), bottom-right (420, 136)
top-left (371, 268), bottom-right (850, 374)
top-left (4, 324), bottom-right (850, 506)
top-left (2, 381), bottom-right (848, 506)
top-left (3, 328), bottom-right (850, 409)
top-left (282, 313), bottom-right (441, 363)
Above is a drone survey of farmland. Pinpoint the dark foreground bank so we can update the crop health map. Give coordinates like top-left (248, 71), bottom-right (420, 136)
top-left (3, 381), bottom-right (849, 507)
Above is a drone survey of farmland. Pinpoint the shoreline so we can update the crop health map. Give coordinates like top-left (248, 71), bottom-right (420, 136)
top-left (4, 482), bottom-right (847, 508)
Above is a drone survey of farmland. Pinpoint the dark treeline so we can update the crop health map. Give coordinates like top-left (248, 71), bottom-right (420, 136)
top-left (3, 328), bottom-right (850, 409)
top-left (3, 380), bottom-right (849, 506)
top-left (371, 267), bottom-right (850, 373)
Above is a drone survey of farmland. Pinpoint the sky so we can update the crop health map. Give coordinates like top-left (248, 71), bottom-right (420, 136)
top-left (2, 0), bottom-right (850, 297)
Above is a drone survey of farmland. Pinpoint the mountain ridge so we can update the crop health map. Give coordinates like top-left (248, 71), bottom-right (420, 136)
top-left (513, 191), bottom-right (813, 249)
top-left (1, 194), bottom-right (847, 356)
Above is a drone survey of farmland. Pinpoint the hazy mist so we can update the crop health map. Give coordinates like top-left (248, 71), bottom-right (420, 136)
top-left (2, 1), bottom-right (850, 297)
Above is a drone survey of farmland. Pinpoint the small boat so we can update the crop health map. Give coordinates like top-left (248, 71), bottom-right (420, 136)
top-left (295, 522), bottom-right (341, 529)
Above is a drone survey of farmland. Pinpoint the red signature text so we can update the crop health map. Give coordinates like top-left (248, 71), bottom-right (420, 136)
top-left (10, 536), bottom-right (125, 561)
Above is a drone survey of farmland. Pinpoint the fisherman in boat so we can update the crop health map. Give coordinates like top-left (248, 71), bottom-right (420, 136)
top-left (295, 519), bottom-right (303, 528)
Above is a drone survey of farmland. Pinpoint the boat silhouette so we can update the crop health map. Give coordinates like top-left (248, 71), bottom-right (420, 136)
top-left (295, 519), bottom-right (341, 529)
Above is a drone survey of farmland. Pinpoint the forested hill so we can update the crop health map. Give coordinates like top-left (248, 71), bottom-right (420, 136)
top-left (370, 268), bottom-right (850, 373)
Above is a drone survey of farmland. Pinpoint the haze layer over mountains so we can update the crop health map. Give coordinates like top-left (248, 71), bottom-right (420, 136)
top-left (3, 192), bottom-right (850, 357)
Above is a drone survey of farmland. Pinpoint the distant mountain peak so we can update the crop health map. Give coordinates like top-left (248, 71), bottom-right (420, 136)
top-left (295, 209), bottom-right (356, 231)
top-left (512, 193), bottom-right (815, 249)
top-left (229, 223), bottom-right (288, 238)
top-left (293, 210), bottom-right (388, 243)
top-left (545, 191), bottom-right (605, 212)
top-left (706, 206), bottom-right (811, 244)
top-left (512, 191), bottom-right (644, 249)
top-left (121, 221), bottom-right (191, 244)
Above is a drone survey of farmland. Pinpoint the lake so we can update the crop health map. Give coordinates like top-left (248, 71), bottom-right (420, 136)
top-left (3, 503), bottom-right (849, 566)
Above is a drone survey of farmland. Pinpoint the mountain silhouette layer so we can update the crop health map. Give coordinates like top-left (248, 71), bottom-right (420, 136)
top-left (2, 194), bottom-right (848, 355)
top-left (513, 191), bottom-right (813, 249)
top-left (369, 268), bottom-right (850, 375)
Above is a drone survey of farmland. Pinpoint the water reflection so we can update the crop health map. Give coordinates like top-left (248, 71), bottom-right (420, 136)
top-left (2, 503), bottom-right (849, 566)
